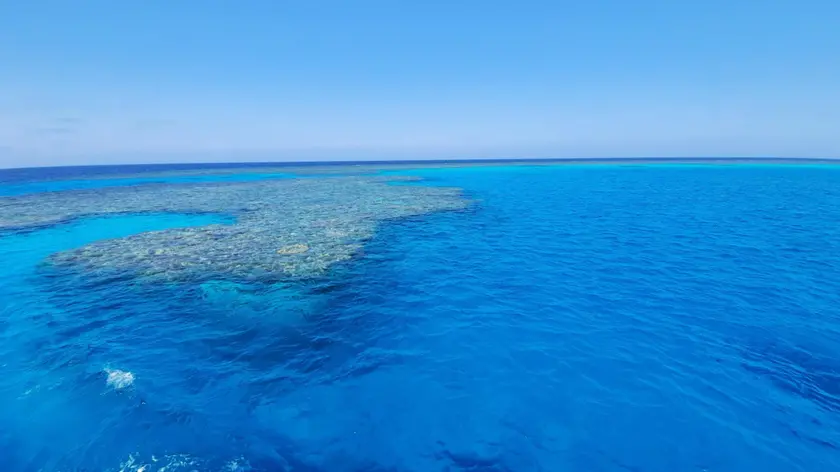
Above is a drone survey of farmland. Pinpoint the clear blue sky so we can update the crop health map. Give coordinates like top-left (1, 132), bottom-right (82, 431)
top-left (1, 1), bottom-right (838, 167)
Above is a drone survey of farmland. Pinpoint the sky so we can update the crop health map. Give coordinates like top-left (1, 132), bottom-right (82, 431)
top-left (1, 0), bottom-right (839, 167)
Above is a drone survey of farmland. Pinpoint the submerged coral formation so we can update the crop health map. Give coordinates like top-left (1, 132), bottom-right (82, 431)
top-left (0, 175), bottom-right (467, 281)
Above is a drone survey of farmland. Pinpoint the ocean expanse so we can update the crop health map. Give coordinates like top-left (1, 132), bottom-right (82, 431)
top-left (0, 159), bottom-right (838, 471)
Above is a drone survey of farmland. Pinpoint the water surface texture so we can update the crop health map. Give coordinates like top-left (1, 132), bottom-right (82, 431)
top-left (1, 162), bottom-right (839, 471)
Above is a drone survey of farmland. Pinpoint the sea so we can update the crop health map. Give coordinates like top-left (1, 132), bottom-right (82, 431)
top-left (0, 159), bottom-right (838, 471)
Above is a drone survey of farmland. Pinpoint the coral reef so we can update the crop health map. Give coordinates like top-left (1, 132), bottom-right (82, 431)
top-left (0, 175), bottom-right (467, 281)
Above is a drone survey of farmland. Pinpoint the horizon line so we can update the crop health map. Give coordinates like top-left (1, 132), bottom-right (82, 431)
top-left (2, 156), bottom-right (840, 172)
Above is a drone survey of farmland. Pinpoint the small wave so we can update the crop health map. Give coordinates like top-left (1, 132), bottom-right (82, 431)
top-left (104, 368), bottom-right (135, 390)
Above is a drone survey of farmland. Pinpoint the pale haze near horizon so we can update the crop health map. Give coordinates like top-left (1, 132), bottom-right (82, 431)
top-left (1, 1), bottom-right (839, 169)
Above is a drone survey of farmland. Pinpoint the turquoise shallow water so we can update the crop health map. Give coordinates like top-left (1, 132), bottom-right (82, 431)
top-left (1, 162), bottom-right (839, 471)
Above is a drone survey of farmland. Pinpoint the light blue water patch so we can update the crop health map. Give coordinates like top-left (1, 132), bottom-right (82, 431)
top-left (0, 172), bottom-right (297, 196)
top-left (0, 212), bottom-right (233, 274)
top-left (379, 160), bottom-right (840, 178)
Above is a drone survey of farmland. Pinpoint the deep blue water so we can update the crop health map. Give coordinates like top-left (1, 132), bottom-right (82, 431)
top-left (1, 162), bottom-right (840, 471)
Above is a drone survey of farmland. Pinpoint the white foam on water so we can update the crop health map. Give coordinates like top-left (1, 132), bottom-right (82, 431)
top-left (224, 458), bottom-right (249, 471)
top-left (115, 453), bottom-right (246, 471)
top-left (104, 368), bottom-right (135, 390)
top-left (117, 454), bottom-right (145, 472)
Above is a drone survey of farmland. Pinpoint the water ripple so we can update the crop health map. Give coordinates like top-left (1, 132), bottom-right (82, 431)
top-left (2, 163), bottom-right (840, 471)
